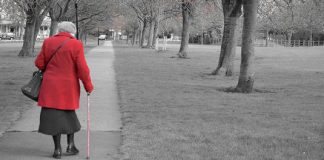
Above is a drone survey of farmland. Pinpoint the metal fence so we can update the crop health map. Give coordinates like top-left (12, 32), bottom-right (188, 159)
top-left (254, 39), bottom-right (324, 47)
top-left (155, 38), bottom-right (324, 48)
top-left (0, 39), bottom-right (45, 44)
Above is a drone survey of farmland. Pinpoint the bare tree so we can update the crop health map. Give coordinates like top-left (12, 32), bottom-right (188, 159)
top-left (191, 0), bottom-right (223, 44)
top-left (257, 0), bottom-right (277, 47)
top-left (123, 13), bottom-right (140, 45)
top-left (49, 0), bottom-right (72, 36)
top-left (13, 0), bottom-right (50, 57)
top-left (271, 0), bottom-right (299, 46)
top-left (128, 0), bottom-right (150, 48)
top-left (295, 0), bottom-right (323, 42)
top-left (120, 0), bottom-right (181, 48)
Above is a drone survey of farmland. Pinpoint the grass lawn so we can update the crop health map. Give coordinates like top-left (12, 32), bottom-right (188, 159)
top-left (0, 43), bottom-right (36, 135)
top-left (114, 43), bottom-right (324, 160)
top-left (0, 41), bottom-right (96, 136)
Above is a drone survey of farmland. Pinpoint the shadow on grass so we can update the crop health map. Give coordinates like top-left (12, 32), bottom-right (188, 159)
top-left (216, 87), bottom-right (277, 94)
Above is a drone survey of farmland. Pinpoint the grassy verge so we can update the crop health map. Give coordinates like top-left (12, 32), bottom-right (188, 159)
top-left (0, 43), bottom-right (36, 136)
top-left (0, 41), bottom-right (96, 136)
top-left (114, 42), bottom-right (324, 160)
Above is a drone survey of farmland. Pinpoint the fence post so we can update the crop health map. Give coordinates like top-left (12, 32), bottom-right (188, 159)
top-left (298, 40), bottom-right (300, 47)
top-left (155, 38), bottom-right (159, 51)
top-left (163, 36), bottom-right (167, 51)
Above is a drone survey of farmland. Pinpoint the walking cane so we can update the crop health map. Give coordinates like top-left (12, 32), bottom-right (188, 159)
top-left (86, 93), bottom-right (90, 159)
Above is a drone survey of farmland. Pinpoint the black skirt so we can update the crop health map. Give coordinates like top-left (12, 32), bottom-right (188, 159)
top-left (38, 107), bottom-right (81, 135)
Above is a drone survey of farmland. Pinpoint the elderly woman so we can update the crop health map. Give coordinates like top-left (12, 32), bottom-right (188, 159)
top-left (35, 21), bottom-right (94, 159)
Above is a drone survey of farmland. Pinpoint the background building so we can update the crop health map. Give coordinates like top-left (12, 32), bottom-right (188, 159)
top-left (0, 11), bottom-right (24, 39)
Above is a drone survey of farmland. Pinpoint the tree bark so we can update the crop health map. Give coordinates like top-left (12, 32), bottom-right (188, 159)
top-left (212, 16), bottom-right (240, 76)
top-left (152, 18), bottom-right (159, 49)
top-left (212, 0), bottom-right (242, 76)
top-left (32, 15), bottom-right (45, 54)
top-left (50, 20), bottom-right (59, 36)
top-left (137, 27), bottom-right (141, 45)
top-left (138, 26), bottom-right (141, 46)
top-left (287, 30), bottom-right (292, 47)
top-left (84, 33), bottom-right (87, 45)
top-left (178, 1), bottom-right (192, 58)
top-left (132, 28), bottom-right (136, 46)
top-left (126, 31), bottom-right (129, 44)
top-left (140, 19), bottom-right (148, 48)
top-left (309, 29), bottom-right (313, 46)
top-left (18, 11), bottom-right (36, 57)
top-left (201, 29), bottom-right (204, 45)
top-left (235, 0), bottom-right (258, 93)
top-left (49, 0), bottom-right (72, 36)
top-left (18, 3), bottom-right (48, 57)
top-left (265, 28), bottom-right (269, 47)
top-left (147, 19), bottom-right (155, 48)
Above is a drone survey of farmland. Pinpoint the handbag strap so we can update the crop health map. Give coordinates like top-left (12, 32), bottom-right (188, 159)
top-left (44, 38), bottom-right (71, 70)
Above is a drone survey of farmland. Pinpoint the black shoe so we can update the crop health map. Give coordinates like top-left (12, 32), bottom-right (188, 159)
top-left (53, 148), bottom-right (62, 159)
top-left (66, 145), bottom-right (79, 155)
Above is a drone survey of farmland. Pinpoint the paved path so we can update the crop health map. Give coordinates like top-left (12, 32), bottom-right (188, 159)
top-left (0, 41), bottom-right (122, 159)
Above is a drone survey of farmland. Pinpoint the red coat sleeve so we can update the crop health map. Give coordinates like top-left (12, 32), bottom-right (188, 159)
top-left (35, 39), bottom-right (47, 70)
top-left (75, 43), bottom-right (94, 93)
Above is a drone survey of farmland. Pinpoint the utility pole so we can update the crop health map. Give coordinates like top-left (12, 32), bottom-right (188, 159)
top-left (75, 0), bottom-right (80, 39)
top-left (98, 27), bottom-right (100, 46)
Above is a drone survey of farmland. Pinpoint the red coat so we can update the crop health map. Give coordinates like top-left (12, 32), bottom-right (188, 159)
top-left (35, 32), bottom-right (94, 110)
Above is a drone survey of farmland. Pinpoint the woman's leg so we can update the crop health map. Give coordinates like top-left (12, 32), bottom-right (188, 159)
top-left (52, 134), bottom-right (62, 159)
top-left (67, 134), bottom-right (79, 154)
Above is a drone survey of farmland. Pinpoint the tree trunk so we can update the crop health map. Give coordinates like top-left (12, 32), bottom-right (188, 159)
top-left (212, 16), bottom-right (240, 76)
top-left (212, 0), bottom-right (242, 76)
top-left (50, 20), bottom-right (59, 36)
top-left (287, 30), bottom-right (292, 47)
top-left (201, 28), bottom-right (204, 45)
top-left (235, 0), bottom-right (258, 93)
top-left (265, 28), bottom-right (269, 47)
top-left (132, 28), bottom-right (136, 46)
top-left (32, 14), bottom-right (46, 54)
top-left (309, 29), bottom-right (313, 46)
top-left (140, 19), bottom-right (148, 48)
top-left (138, 26), bottom-right (141, 46)
top-left (84, 33), bottom-right (87, 45)
top-left (147, 19), bottom-right (155, 48)
top-left (126, 32), bottom-right (129, 44)
top-left (152, 18), bottom-right (159, 49)
top-left (178, 1), bottom-right (192, 58)
top-left (18, 12), bottom-right (36, 57)
top-left (34, 20), bottom-right (42, 41)
top-left (79, 28), bottom-right (84, 41)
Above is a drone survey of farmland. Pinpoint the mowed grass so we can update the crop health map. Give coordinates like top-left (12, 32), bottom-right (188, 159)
top-left (0, 41), bottom-right (96, 135)
top-left (114, 43), bottom-right (324, 160)
top-left (0, 43), bottom-right (36, 132)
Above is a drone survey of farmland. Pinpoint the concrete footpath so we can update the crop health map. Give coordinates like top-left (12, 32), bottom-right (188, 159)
top-left (0, 41), bottom-right (122, 160)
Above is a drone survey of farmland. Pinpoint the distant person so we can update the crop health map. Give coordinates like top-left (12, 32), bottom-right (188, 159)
top-left (35, 21), bottom-right (94, 159)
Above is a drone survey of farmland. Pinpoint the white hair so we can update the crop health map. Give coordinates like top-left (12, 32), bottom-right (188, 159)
top-left (57, 21), bottom-right (76, 34)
